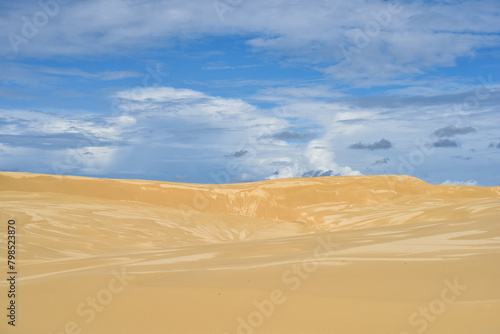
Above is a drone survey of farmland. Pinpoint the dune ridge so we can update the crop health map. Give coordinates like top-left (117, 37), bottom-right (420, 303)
top-left (1, 172), bottom-right (499, 334)
top-left (1, 172), bottom-right (499, 227)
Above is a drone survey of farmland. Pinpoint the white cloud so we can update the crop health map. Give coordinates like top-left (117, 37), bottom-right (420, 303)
top-left (1, 82), bottom-right (499, 184)
top-left (2, 0), bottom-right (499, 86)
top-left (99, 71), bottom-right (142, 81)
top-left (74, 86), bottom-right (361, 180)
top-left (305, 139), bottom-right (361, 175)
top-left (255, 85), bottom-right (346, 103)
top-left (234, 173), bottom-right (256, 182)
top-left (202, 63), bottom-right (264, 71)
top-left (36, 66), bottom-right (142, 80)
top-left (0, 108), bottom-right (132, 175)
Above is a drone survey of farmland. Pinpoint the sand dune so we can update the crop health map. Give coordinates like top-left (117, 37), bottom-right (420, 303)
top-left (1, 172), bottom-right (499, 333)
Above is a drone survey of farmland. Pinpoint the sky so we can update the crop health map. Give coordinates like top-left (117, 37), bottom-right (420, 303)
top-left (0, 0), bottom-right (499, 186)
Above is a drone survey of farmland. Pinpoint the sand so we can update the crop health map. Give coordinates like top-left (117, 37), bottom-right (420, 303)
top-left (0, 172), bottom-right (499, 333)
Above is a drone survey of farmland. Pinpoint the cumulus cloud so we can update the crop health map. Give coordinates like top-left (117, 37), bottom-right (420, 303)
top-left (265, 137), bottom-right (361, 180)
top-left (1, 86), bottom-right (366, 182)
top-left (306, 140), bottom-right (360, 175)
top-left (1, 75), bottom-right (499, 184)
top-left (432, 139), bottom-right (458, 148)
top-left (433, 125), bottom-right (476, 138)
top-left (349, 139), bottom-right (392, 150)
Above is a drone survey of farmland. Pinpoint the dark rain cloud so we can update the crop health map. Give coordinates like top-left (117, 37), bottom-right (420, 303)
top-left (432, 139), bottom-right (458, 148)
top-left (488, 142), bottom-right (500, 149)
top-left (373, 157), bottom-right (390, 165)
top-left (349, 138), bottom-right (392, 150)
top-left (301, 169), bottom-right (340, 177)
top-left (227, 150), bottom-right (249, 158)
top-left (433, 125), bottom-right (476, 138)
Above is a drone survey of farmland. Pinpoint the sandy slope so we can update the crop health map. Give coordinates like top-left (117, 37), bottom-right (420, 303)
top-left (0, 172), bottom-right (499, 334)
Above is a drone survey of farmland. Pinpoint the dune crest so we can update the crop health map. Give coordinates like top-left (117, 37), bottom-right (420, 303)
top-left (1, 172), bottom-right (498, 229)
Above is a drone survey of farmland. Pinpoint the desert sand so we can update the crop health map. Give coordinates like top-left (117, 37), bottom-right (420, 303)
top-left (1, 172), bottom-right (499, 334)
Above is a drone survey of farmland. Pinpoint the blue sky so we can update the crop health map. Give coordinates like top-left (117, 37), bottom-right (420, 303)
top-left (1, 0), bottom-right (499, 185)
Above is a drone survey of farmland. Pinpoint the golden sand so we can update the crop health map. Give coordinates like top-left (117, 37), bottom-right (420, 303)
top-left (1, 172), bottom-right (499, 333)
